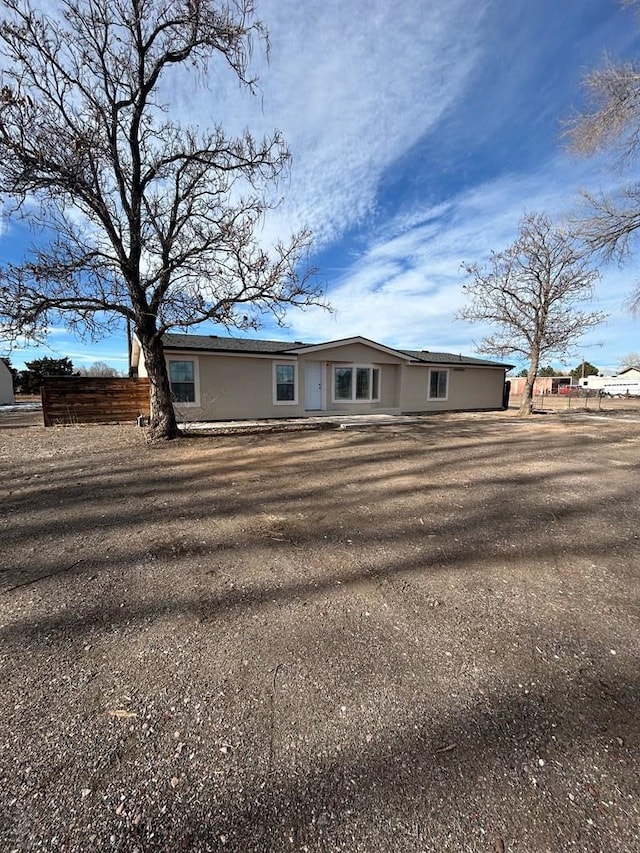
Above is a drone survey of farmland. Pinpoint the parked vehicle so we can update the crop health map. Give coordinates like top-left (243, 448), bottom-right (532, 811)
top-left (579, 377), bottom-right (640, 396)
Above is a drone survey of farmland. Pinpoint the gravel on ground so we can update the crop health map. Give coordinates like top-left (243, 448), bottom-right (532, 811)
top-left (0, 407), bottom-right (638, 852)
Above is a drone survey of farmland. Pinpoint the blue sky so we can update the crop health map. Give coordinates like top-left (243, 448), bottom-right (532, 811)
top-left (2, 0), bottom-right (639, 375)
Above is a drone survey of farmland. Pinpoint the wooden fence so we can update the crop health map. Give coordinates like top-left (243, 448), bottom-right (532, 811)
top-left (41, 376), bottom-right (150, 426)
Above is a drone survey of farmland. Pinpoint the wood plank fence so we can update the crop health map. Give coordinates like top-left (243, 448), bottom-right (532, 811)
top-left (41, 376), bottom-right (150, 426)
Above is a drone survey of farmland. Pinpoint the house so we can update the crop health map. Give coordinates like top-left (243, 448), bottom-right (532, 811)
top-left (616, 366), bottom-right (640, 380)
top-left (0, 359), bottom-right (15, 405)
top-left (131, 333), bottom-right (512, 421)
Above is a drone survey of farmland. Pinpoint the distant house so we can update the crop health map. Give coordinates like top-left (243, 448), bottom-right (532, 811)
top-left (131, 334), bottom-right (511, 421)
top-left (0, 359), bottom-right (15, 405)
top-left (616, 366), bottom-right (640, 380)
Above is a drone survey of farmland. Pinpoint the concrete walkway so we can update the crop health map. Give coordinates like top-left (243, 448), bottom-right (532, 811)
top-left (180, 407), bottom-right (640, 434)
top-left (181, 412), bottom-right (430, 433)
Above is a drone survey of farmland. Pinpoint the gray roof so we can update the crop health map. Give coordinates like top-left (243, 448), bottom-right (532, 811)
top-left (162, 333), bottom-right (307, 354)
top-left (162, 333), bottom-right (511, 369)
top-left (399, 349), bottom-right (511, 368)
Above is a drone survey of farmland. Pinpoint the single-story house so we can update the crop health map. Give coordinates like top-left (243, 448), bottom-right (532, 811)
top-left (0, 359), bottom-right (15, 405)
top-left (131, 333), bottom-right (512, 420)
top-left (616, 366), bottom-right (640, 380)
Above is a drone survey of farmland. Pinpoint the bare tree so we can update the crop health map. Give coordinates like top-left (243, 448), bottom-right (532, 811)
top-left (564, 0), bottom-right (640, 312)
top-left (77, 361), bottom-right (121, 377)
top-left (617, 351), bottom-right (640, 371)
top-left (0, 0), bottom-right (322, 440)
top-left (459, 213), bottom-right (604, 416)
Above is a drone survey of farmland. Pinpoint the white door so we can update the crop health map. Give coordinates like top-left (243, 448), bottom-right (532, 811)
top-left (304, 361), bottom-right (323, 410)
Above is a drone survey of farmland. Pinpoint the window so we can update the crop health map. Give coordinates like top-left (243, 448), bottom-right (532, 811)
top-left (428, 369), bottom-right (448, 400)
top-left (169, 360), bottom-right (196, 403)
top-left (273, 362), bottom-right (297, 404)
top-left (335, 367), bottom-right (352, 400)
top-left (372, 368), bottom-right (379, 400)
top-left (356, 367), bottom-right (370, 399)
top-left (333, 365), bottom-right (380, 402)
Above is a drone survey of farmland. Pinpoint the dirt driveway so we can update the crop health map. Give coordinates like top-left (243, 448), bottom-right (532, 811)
top-left (0, 410), bottom-right (638, 852)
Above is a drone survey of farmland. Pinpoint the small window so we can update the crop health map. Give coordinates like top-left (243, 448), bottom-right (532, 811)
top-left (169, 360), bottom-right (196, 403)
top-left (372, 369), bottom-right (379, 400)
top-left (332, 366), bottom-right (380, 402)
top-left (428, 369), bottom-right (448, 400)
top-left (273, 362), bottom-right (297, 404)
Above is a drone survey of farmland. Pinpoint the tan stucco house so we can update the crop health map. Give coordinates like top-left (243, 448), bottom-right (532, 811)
top-left (131, 333), bottom-right (511, 420)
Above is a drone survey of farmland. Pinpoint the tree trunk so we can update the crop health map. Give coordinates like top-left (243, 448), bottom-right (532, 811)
top-left (519, 361), bottom-right (540, 416)
top-left (140, 333), bottom-right (181, 440)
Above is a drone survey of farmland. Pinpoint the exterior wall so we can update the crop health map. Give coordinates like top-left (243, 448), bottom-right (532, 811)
top-left (618, 367), bottom-right (640, 379)
top-left (301, 343), bottom-right (404, 364)
top-left (171, 352), bottom-right (305, 420)
top-left (297, 352), bottom-right (402, 415)
top-left (400, 364), bottom-right (505, 412)
top-left (163, 344), bottom-right (408, 420)
top-left (323, 361), bottom-right (400, 412)
top-left (0, 361), bottom-right (14, 404)
top-left (140, 340), bottom-right (506, 420)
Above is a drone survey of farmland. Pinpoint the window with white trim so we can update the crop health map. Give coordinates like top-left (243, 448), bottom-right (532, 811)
top-left (333, 365), bottom-right (380, 402)
top-left (428, 368), bottom-right (448, 400)
top-left (169, 359), bottom-right (197, 404)
top-left (273, 362), bottom-right (298, 404)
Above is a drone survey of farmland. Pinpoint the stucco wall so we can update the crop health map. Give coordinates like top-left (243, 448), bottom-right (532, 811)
top-left (296, 357), bottom-right (401, 414)
top-left (325, 362), bottom-right (401, 412)
top-left (175, 353), bottom-right (306, 420)
top-left (150, 344), bottom-right (505, 420)
top-left (164, 347), bottom-right (407, 420)
top-left (300, 343), bottom-right (404, 365)
top-left (0, 361), bottom-right (14, 405)
top-left (400, 364), bottom-right (505, 412)
top-left (297, 346), bottom-right (403, 414)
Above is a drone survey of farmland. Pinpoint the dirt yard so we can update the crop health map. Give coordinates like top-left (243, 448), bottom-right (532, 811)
top-left (1, 407), bottom-right (638, 852)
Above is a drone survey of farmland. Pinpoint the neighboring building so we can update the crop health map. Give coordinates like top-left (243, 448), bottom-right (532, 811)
top-left (0, 359), bottom-right (15, 405)
top-left (131, 333), bottom-right (511, 421)
top-left (616, 366), bottom-right (640, 380)
top-left (507, 375), bottom-right (573, 396)
top-left (579, 368), bottom-right (640, 396)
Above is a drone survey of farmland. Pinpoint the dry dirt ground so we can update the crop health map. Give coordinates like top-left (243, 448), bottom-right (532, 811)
top-left (0, 407), bottom-right (639, 852)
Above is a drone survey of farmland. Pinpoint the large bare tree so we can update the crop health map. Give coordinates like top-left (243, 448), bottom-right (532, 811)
top-left (617, 350), bottom-right (640, 371)
top-left (459, 213), bottom-right (604, 415)
top-left (565, 0), bottom-right (640, 313)
top-left (0, 0), bottom-right (321, 439)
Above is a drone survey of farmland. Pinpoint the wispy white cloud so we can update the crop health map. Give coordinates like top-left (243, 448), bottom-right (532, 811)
top-left (64, 349), bottom-right (129, 365)
top-left (263, 0), bottom-right (486, 244)
top-left (169, 0), bottom-right (487, 246)
top-left (284, 154), bottom-right (637, 366)
top-left (3, 0), bottom-right (637, 376)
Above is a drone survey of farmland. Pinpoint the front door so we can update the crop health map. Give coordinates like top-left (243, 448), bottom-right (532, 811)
top-left (304, 361), bottom-right (323, 410)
